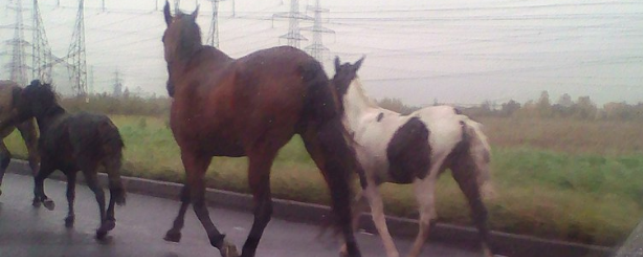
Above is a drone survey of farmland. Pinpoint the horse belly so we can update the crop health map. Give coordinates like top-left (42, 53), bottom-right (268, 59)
top-left (384, 117), bottom-right (432, 184)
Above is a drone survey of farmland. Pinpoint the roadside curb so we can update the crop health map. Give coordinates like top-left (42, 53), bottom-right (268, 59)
top-left (6, 159), bottom-right (616, 257)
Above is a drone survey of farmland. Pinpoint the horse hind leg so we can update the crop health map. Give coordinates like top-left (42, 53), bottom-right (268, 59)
top-left (450, 154), bottom-right (494, 257)
top-left (301, 124), bottom-right (361, 257)
top-left (0, 141), bottom-right (11, 196)
top-left (240, 149), bottom-right (278, 257)
top-left (80, 162), bottom-right (110, 239)
top-left (103, 156), bottom-right (126, 229)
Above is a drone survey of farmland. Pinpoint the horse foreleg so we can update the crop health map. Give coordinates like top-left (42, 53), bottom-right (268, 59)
top-left (164, 185), bottom-right (190, 242)
top-left (0, 142), bottom-right (11, 196)
top-left (241, 152), bottom-right (276, 257)
top-left (408, 176), bottom-right (438, 257)
top-left (33, 160), bottom-right (55, 210)
top-left (17, 122), bottom-right (39, 176)
top-left (182, 152), bottom-right (237, 257)
top-left (364, 186), bottom-right (399, 257)
top-left (65, 172), bottom-right (77, 228)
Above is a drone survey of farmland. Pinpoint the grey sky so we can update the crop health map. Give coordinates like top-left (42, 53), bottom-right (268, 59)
top-left (1, 0), bottom-right (642, 106)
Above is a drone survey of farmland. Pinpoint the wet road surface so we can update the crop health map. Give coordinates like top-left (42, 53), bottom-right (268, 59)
top-left (0, 173), bottom-right (481, 257)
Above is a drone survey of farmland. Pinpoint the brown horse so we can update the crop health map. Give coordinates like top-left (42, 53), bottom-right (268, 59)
top-left (161, 2), bottom-right (362, 257)
top-left (0, 80), bottom-right (39, 196)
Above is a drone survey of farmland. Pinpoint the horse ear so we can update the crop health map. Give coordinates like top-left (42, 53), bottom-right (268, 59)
top-left (334, 56), bottom-right (341, 72)
top-left (163, 1), bottom-right (172, 26)
top-left (30, 80), bottom-right (41, 87)
top-left (354, 56), bottom-right (365, 72)
top-left (191, 5), bottom-right (199, 19)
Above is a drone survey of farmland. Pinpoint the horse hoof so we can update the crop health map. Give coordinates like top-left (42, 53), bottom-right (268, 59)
top-left (163, 230), bottom-right (182, 243)
top-left (43, 199), bottom-right (55, 210)
top-left (102, 220), bottom-right (116, 232)
top-left (32, 198), bottom-right (41, 207)
top-left (64, 216), bottom-right (75, 228)
top-left (219, 240), bottom-right (239, 257)
top-left (96, 230), bottom-right (108, 240)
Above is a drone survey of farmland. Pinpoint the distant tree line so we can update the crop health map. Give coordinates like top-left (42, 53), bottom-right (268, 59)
top-left (61, 92), bottom-right (170, 117)
top-left (377, 92), bottom-right (643, 122)
top-left (464, 91), bottom-right (643, 121)
top-left (58, 90), bottom-right (643, 122)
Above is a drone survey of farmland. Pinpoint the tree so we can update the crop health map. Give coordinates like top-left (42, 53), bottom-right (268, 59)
top-left (122, 87), bottom-right (130, 99)
top-left (574, 96), bottom-right (597, 119)
top-left (536, 91), bottom-right (552, 117)
top-left (377, 97), bottom-right (419, 115)
top-left (500, 99), bottom-right (521, 116)
top-left (557, 93), bottom-right (574, 107)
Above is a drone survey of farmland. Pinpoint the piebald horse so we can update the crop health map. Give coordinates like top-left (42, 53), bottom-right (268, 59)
top-left (332, 57), bottom-right (495, 257)
top-left (161, 2), bottom-right (362, 257)
top-left (0, 80), bottom-right (39, 196)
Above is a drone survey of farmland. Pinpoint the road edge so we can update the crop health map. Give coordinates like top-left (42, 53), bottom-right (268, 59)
top-left (6, 159), bottom-right (616, 257)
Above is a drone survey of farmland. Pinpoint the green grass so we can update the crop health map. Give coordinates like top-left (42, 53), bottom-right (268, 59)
top-left (4, 115), bottom-right (642, 246)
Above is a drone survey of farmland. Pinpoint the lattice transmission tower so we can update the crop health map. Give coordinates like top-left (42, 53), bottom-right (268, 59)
top-left (32, 0), bottom-right (52, 82)
top-left (273, 0), bottom-right (311, 49)
top-left (174, 0), bottom-right (181, 14)
top-left (205, 0), bottom-right (225, 47)
top-left (302, 0), bottom-right (333, 61)
top-left (68, 0), bottom-right (87, 97)
top-left (6, 0), bottom-right (28, 86)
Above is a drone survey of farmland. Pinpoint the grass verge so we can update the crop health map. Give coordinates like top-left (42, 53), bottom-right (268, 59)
top-left (4, 115), bottom-right (642, 246)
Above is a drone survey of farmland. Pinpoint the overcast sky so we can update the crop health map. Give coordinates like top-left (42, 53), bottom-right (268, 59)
top-left (1, 0), bottom-right (642, 106)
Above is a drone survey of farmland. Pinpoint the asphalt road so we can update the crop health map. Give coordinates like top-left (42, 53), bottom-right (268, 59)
top-left (0, 173), bottom-right (482, 257)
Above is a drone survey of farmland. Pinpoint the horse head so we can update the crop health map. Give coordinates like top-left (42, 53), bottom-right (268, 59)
top-left (14, 80), bottom-right (59, 121)
top-left (332, 56), bottom-right (365, 97)
top-left (162, 1), bottom-right (201, 64)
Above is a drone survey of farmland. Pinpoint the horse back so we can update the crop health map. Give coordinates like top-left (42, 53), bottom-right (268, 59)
top-left (171, 46), bottom-right (322, 153)
top-left (42, 113), bottom-right (123, 168)
top-left (67, 112), bottom-right (124, 156)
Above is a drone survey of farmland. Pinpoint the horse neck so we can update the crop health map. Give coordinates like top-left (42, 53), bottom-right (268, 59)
top-left (35, 105), bottom-right (66, 134)
top-left (168, 46), bottom-right (231, 88)
top-left (343, 80), bottom-right (380, 129)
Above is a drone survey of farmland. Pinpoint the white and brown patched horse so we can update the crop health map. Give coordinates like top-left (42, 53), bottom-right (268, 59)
top-left (332, 57), bottom-right (496, 257)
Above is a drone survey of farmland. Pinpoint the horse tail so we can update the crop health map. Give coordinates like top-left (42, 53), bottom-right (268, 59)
top-left (299, 61), bottom-right (358, 237)
top-left (461, 117), bottom-right (495, 200)
top-left (99, 119), bottom-right (126, 206)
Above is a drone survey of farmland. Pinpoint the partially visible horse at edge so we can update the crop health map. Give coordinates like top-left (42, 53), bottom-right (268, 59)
top-left (0, 80), bottom-right (126, 239)
top-left (161, 2), bottom-right (362, 257)
top-left (0, 80), bottom-right (39, 196)
top-left (332, 57), bottom-right (496, 257)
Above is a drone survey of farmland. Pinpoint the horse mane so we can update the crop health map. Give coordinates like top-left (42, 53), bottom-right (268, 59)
top-left (25, 80), bottom-right (65, 115)
top-left (350, 78), bottom-right (379, 109)
top-left (175, 13), bottom-right (203, 62)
